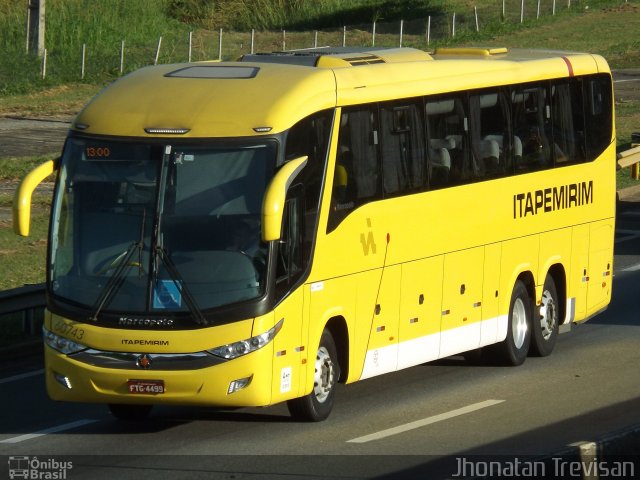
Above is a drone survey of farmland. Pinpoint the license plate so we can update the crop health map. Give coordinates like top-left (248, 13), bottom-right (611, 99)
top-left (127, 379), bottom-right (165, 394)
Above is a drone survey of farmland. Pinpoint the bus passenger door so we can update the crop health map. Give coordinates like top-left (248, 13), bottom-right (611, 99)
top-left (360, 264), bottom-right (401, 379)
top-left (397, 256), bottom-right (444, 369)
top-left (439, 247), bottom-right (484, 358)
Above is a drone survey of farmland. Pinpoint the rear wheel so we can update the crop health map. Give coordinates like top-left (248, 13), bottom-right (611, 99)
top-left (287, 329), bottom-right (340, 422)
top-left (493, 279), bottom-right (532, 366)
top-left (530, 275), bottom-right (559, 357)
top-left (108, 403), bottom-right (153, 421)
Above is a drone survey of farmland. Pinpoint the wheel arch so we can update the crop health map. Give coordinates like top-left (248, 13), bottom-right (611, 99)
top-left (545, 263), bottom-right (567, 325)
top-left (324, 316), bottom-right (349, 383)
top-left (504, 269), bottom-right (536, 313)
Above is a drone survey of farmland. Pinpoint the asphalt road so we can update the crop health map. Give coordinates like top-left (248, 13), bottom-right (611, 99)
top-left (0, 201), bottom-right (639, 479)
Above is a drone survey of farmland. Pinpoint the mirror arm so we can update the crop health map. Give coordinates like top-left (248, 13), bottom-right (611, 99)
top-left (261, 156), bottom-right (307, 242)
top-left (13, 159), bottom-right (57, 236)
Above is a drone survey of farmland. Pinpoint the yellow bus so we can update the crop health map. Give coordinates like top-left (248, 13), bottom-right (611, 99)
top-left (14, 47), bottom-right (615, 422)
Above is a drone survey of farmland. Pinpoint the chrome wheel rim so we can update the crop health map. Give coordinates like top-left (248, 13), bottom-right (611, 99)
top-left (539, 289), bottom-right (557, 340)
top-left (313, 346), bottom-right (335, 403)
top-left (512, 297), bottom-right (528, 349)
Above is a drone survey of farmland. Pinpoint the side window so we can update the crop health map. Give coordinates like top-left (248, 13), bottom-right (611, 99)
top-left (469, 89), bottom-right (512, 179)
top-left (513, 85), bottom-right (552, 172)
top-left (328, 106), bottom-right (381, 232)
top-left (425, 95), bottom-right (470, 187)
top-left (584, 74), bottom-right (613, 160)
top-left (550, 79), bottom-right (587, 165)
top-left (278, 110), bottom-right (332, 292)
top-left (379, 100), bottom-right (426, 196)
top-left (275, 185), bottom-right (304, 293)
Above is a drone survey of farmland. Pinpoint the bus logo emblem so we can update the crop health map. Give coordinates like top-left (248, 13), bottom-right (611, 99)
top-left (360, 218), bottom-right (377, 256)
top-left (136, 354), bottom-right (153, 369)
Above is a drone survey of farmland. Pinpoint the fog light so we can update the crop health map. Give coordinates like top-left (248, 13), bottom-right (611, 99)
top-left (54, 372), bottom-right (72, 389)
top-left (227, 375), bottom-right (252, 394)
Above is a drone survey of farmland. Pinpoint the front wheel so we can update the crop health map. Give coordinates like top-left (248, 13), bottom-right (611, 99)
top-left (529, 275), bottom-right (559, 357)
top-left (287, 329), bottom-right (340, 422)
top-left (492, 279), bottom-right (532, 366)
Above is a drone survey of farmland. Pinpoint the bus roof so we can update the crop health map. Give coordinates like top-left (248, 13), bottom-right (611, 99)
top-left (73, 47), bottom-right (610, 138)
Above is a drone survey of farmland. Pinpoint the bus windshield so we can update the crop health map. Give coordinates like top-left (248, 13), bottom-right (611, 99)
top-left (50, 137), bottom-right (276, 317)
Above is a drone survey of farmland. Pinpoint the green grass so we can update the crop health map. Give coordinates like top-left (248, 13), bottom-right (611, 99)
top-left (0, 156), bottom-right (58, 180)
top-left (0, 212), bottom-right (48, 291)
top-left (2, 0), bottom-right (637, 95)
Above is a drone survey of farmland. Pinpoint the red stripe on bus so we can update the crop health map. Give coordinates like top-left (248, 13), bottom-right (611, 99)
top-left (561, 56), bottom-right (574, 77)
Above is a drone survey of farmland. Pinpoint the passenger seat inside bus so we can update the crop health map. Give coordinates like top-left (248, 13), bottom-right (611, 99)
top-left (428, 138), bottom-right (453, 187)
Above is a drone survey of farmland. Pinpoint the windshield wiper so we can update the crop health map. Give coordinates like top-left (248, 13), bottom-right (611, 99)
top-left (153, 246), bottom-right (207, 326)
top-left (89, 208), bottom-right (147, 322)
top-left (89, 240), bottom-right (142, 322)
top-left (147, 146), bottom-right (206, 326)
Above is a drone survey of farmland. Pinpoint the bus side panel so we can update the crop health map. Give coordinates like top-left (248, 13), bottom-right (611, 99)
top-left (498, 235), bottom-right (540, 342)
top-left (360, 265), bottom-right (401, 379)
top-left (307, 275), bottom-right (357, 387)
top-left (439, 246), bottom-right (484, 358)
top-left (270, 288), bottom-right (305, 404)
top-left (537, 227), bottom-right (572, 299)
top-left (480, 243), bottom-right (502, 347)
top-left (397, 256), bottom-right (444, 369)
top-left (569, 224), bottom-right (590, 322)
top-left (586, 219), bottom-right (614, 316)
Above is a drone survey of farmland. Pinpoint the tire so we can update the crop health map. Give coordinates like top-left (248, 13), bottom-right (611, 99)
top-left (287, 329), bottom-right (340, 422)
top-left (493, 280), bottom-right (532, 366)
top-left (108, 403), bottom-right (153, 421)
top-left (529, 275), bottom-right (559, 357)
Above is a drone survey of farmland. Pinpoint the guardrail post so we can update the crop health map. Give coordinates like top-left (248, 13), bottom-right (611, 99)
top-left (632, 133), bottom-right (640, 180)
top-left (23, 308), bottom-right (35, 335)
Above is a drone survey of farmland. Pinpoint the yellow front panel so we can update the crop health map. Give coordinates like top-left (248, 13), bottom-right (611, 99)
top-left (45, 343), bottom-right (274, 407)
top-left (48, 312), bottom-right (254, 354)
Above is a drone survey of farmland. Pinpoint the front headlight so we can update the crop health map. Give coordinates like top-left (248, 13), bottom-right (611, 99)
top-left (208, 318), bottom-right (283, 359)
top-left (43, 325), bottom-right (88, 355)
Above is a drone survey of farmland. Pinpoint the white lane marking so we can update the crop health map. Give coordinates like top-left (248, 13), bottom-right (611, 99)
top-left (0, 369), bottom-right (44, 385)
top-left (615, 230), bottom-right (640, 244)
top-left (620, 263), bottom-right (640, 273)
top-left (346, 399), bottom-right (505, 444)
top-left (0, 419), bottom-right (98, 444)
top-left (614, 79), bottom-right (640, 83)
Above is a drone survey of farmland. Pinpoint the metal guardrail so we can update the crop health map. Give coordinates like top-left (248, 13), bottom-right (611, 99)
top-left (0, 284), bottom-right (46, 335)
top-left (617, 132), bottom-right (640, 179)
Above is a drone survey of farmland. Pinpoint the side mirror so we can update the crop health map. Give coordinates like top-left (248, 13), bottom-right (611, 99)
top-left (13, 159), bottom-right (56, 236)
top-left (261, 156), bottom-right (307, 242)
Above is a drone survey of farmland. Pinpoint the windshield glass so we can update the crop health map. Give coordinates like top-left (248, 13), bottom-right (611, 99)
top-left (50, 137), bottom-right (276, 316)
